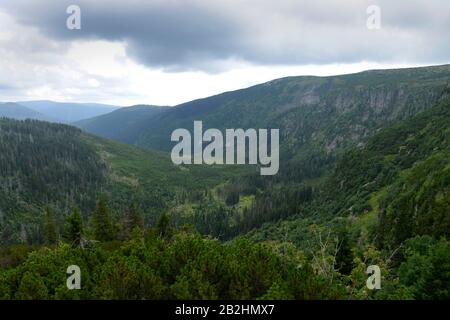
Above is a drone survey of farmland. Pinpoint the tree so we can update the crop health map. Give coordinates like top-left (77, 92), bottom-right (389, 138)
top-left (399, 236), bottom-right (450, 299)
top-left (64, 208), bottom-right (84, 247)
top-left (92, 199), bottom-right (115, 242)
top-left (225, 190), bottom-right (240, 206)
top-left (156, 212), bottom-right (172, 239)
top-left (15, 271), bottom-right (48, 300)
top-left (43, 207), bottom-right (58, 245)
top-left (119, 203), bottom-right (144, 240)
top-left (335, 226), bottom-right (354, 275)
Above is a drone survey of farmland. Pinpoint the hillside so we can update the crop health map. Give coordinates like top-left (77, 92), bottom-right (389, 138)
top-left (18, 100), bottom-right (120, 123)
top-left (0, 68), bottom-right (448, 301)
top-left (138, 65), bottom-right (450, 161)
top-left (75, 105), bottom-right (169, 144)
top-left (246, 95), bottom-right (450, 252)
top-left (0, 103), bottom-right (50, 121)
top-left (1, 98), bottom-right (447, 299)
top-left (68, 65), bottom-right (450, 240)
top-left (2, 66), bottom-right (449, 247)
top-left (79, 65), bottom-right (450, 169)
top-left (0, 118), bottom-right (247, 244)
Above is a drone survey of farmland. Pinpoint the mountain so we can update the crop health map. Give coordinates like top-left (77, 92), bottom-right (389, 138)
top-left (74, 105), bottom-right (169, 144)
top-left (0, 118), bottom-right (246, 244)
top-left (138, 65), bottom-right (450, 155)
top-left (1, 91), bottom-right (447, 300)
top-left (0, 66), bottom-right (448, 300)
top-left (0, 102), bottom-right (50, 121)
top-left (246, 94), bottom-right (450, 251)
top-left (17, 100), bottom-right (120, 123)
top-left (3, 65), bottom-right (449, 245)
top-left (78, 65), bottom-right (450, 171)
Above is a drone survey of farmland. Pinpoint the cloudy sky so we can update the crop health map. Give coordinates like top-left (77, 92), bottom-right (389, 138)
top-left (0, 0), bottom-right (449, 106)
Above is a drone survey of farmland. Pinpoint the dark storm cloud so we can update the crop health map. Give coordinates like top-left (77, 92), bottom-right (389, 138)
top-left (1, 0), bottom-right (242, 71)
top-left (1, 0), bottom-right (450, 72)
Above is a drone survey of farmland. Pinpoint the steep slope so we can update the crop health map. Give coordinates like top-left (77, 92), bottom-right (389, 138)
top-left (246, 95), bottom-right (450, 251)
top-left (126, 66), bottom-right (448, 148)
top-left (76, 65), bottom-right (450, 180)
top-left (18, 100), bottom-right (120, 123)
top-left (0, 102), bottom-right (50, 121)
top-left (0, 118), bottom-right (246, 244)
top-left (0, 119), bottom-right (107, 244)
top-left (1, 70), bottom-right (448, 301)
top-left (67, 65), bottom-right (450, 242)
top-left (137, 65), bottom-right (449, 157)
top-left (75, 105), bottom-right (169, 144)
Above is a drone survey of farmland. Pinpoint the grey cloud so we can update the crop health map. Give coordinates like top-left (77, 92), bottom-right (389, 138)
top-left (1, 0), bottom-right (450, 72)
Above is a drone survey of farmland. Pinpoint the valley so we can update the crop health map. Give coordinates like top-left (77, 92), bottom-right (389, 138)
top-left (0, 65), bottom-right (449, 300)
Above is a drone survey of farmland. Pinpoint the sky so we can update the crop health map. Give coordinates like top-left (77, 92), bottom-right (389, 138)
top-left (0, 0), bottom-right (449, 106)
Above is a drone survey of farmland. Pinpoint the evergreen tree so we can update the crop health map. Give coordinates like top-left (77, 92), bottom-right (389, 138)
top-left (92, 198), bottom-right (115, 242)
top-left (129, 203), bottom-right (144, 230)
top-left (156, 212), bottom-right (172, 239)
top-left (225, 190), bottom-right (240, 206)
top-left (43, 207), bottom-right (58, 245)
top-left (15, 272), bottom-right (48, 300)
top-left (64, 208), bottom-right (84, 247)
top-left (335, 227), bottom-right (354, 275)
top-left (119, 203), bottom-right (144, 240)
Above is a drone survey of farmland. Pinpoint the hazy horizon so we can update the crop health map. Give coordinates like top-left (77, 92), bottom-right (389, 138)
top-left (4, 63), bottom-right (449, 107)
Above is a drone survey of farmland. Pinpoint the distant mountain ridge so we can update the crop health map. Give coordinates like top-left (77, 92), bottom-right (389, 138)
top-left (0, 102), bottom-right (50, 121)
top-left (17, 100), bottom-right (120, 123)
top-left (136, 64), bottom-right (450, 153)
top-left (76, 64), bottom-right (450, 174)
top-left (74, 104), bottom-right (169, 144)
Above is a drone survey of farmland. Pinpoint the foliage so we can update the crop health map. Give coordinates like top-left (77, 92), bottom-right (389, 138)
top-left (64, 208), bottom-right (84, 247)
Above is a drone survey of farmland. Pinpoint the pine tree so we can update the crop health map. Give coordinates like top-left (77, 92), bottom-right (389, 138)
top-left (92, 199), bottom-right (115, 242)
top-left (64, 208), bottom-right (84, 247)
top-left (43, 207), bottom-right (58, 245)
top-left (335, 227), bottom-right (354, 275)
top-left (119, 203), bottom-right (144, 240)
top-left (156, 212), bottom-right (172, 239)
top-left (129, 203), bottom-right (144, 230)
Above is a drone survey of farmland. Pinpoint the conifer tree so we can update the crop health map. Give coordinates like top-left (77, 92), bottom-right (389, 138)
top-left (43, 207), bottom-right (57, 245)
top-left (15, 272), bottom-right (48, 300)
top-left (92, 198), bottom-right (115, 242)
top-left (156, 212), bottom-right (172, 239)
top-left (64, 208), bottom-right (84, 247)
top-left (119, 203), bottom-right (144, 240)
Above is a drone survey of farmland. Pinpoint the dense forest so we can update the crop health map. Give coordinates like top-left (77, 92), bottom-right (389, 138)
top-left (0, 66), bottom-right (449, 300)
top-left (0, 204), bottom-right (447, 300)
top-left (0, 119), bottom-right (247, 244)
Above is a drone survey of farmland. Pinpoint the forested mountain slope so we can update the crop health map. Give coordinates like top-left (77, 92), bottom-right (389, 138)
top-left (74, 105), bottom-right (169, 144)
top-left (0, 69), bottom-right (448, 300)
top-left (137, 65), bottom-right (449, 157)
top-left (0, 119), bottom-right (246, 244)
top-left (246, 95), bottom-right (449, 253)
top-left (151, 77), bottom-right (449, 242)
top-left (79, 65), bottom-right (450, 168)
